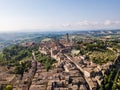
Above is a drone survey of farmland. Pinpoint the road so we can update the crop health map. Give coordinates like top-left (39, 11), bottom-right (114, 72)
top-left (32, 50), bottom-right (36, 61)
top-left (64, 54), bottom-right (90, 90)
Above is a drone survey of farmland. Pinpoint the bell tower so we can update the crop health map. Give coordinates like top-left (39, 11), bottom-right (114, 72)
top-left (66, 33), bottom-right (70, 43)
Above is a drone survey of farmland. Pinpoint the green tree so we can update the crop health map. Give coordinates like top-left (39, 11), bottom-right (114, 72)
top-left (3, 85), bottom-right (12, 90)
top-left (105, 83), bottom-right (110, 90)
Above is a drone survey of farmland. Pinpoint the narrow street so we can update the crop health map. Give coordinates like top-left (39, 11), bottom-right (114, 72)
top-left (64, 54), bottom-right (90, 90)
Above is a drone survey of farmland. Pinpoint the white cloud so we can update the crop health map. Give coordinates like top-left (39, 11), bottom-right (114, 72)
top-left (59, 20), bottom-right (120, 30)
top-left (104, 20), bottom-right (111, 26)
top-left (113, 21), bottom-right (120, 25)
top-left (104, 20), bottom-right (120, 26)
top-left (0, 19), bottom-right (120, 32)
top-left (77, 21), bottom-right (99, 26)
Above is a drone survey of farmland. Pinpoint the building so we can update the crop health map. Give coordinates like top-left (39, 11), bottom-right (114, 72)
top-left (66, 33), bottom-right (70, 43)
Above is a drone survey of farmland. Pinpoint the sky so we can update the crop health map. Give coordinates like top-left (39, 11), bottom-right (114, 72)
top-left (0, 0), bottom-right (120, 32)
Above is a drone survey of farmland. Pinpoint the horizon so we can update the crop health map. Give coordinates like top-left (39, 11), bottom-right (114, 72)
top-left (0, 29), bottom-right (120, 34)
top-left (0, 0), bottom-right (120, 32)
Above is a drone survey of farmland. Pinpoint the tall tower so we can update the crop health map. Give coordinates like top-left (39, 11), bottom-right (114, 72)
top-left (66, 33), bottom-right (70, 43)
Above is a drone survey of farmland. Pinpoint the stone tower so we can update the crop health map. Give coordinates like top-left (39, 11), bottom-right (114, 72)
top-left (66, 33), bottom-right (70, 43)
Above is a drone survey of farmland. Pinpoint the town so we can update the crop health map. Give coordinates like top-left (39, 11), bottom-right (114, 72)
top-left (0, 32), bottom-right (120, 90)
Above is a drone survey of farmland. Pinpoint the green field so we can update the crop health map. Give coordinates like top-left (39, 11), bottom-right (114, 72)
top-left (89, 50), bottom-right (117, 65)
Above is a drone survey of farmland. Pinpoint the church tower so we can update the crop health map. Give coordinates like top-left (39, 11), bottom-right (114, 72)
top-left (66, 33), bottom-right (70, 43)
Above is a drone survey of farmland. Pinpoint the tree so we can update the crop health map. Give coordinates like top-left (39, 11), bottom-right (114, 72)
top-left (3, 85), bottom-right (12, 90)
top-left (14, 65), bottom-right (24, 74)
top-left (105, 83), bottom-right (110, 90)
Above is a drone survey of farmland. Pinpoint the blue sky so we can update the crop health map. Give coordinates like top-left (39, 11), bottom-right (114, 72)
top-left (0, 0), bottom-right (120, 32)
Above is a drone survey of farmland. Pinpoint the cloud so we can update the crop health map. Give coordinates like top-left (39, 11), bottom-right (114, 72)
top-left (104, 20), bottom-right (120, 26)
top-left (77, 21), bottom-right (99, 26)
top-left (104, 20), bottom-right (111, 26)
top-left (60, 20), bottom-right (120, 30)
top-left (0, 19), bottom-right (120, 32)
